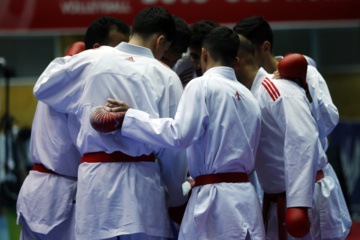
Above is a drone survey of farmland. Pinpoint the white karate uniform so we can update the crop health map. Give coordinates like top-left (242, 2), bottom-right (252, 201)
top-left (252, 67), bottom-right (351, 240)
top-left (16, 101), bottom-right (81, 239)
top-left (33, 42), bottom-right (188, 240)
top-left (306, 65), bottom-right (339, 152)
top-left (253, 68), bottom-right (320, 206)
top-left (122, 66), bottom-right (265, 240)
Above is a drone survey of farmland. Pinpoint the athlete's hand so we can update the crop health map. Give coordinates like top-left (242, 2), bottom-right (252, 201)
top-left (272, 71), bottom-right (281, 79)
top-left (285, 207), bottom-right (311, 238)
top-left (106, 98), bottom-right (130, 112)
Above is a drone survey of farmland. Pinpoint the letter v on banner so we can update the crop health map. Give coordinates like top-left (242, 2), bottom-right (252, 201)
top-left (261, 77), bottom-right (280, 101)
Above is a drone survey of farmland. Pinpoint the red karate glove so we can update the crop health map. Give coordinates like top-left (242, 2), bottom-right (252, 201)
top-left (65, 42), bottom-right (85, 56)
top-left (90, 106), bottom-right (125, 133)
top-left (278, 53), bottom-right (309, 94)
top-left (285, 207), bottom-right (311, 238)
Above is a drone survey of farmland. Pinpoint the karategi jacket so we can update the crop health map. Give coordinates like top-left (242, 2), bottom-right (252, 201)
top-left (33, 42), bottom-right (188, 240)
top-left (122, 66), bottom-right (266, 240)
top-left (252, 67), bottom-right (351, 240)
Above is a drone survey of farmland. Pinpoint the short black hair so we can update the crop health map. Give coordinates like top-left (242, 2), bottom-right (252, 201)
top-left (132, 6), bottom-right (175, 42)
top-left (85, 16), bottom-right (130, 50)
top-left (168, 16), bottom-right (191, 54)
top-left (202, 26), bottom-right (240, 66)
top-left (189, 20), bottom-right (220, 49)
top-left (233, 16), bottom-right (273, 51)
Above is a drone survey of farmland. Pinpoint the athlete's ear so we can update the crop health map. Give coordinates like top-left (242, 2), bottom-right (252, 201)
top-left (261, 40), bottom-right (272, 54)
top-left (201, 47), bottom-right (208, 64)
top-left (232, 56), bottom-right (241, 70)
top-left (93, 43), bottom-right (101, 49)
top-left (155, 34), bottom-right (166, 49)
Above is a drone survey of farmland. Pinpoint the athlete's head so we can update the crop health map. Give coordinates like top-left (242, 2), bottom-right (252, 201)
top-left (85, 16), bottom-right (130, 49)
top-left (131, 7), bottom-right (176, 59)
top-left (201, 26), bottom-right (240, 74)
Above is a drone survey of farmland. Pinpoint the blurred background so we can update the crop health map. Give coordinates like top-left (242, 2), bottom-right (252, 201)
top-left (0, 0), bottom-right (359, 239)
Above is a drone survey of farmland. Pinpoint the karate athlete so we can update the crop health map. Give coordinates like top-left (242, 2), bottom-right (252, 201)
top-left (32, 7), bottom-right (188, 240)
top-left (90, 26), bottom-right (265, 240)
top-left (16, 16), bottom-right (130, 240)
top-left (172, 20), bottom-right (220, 87)
top-left (234, 17), bottom-right (351, 239)
top-left (234, 45), bottom-right (350, 240)
top-left (16, 43), bottom-right (83, 240)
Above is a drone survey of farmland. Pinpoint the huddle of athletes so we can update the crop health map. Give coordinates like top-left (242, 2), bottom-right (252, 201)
top-left (16, 6), bottom-right (351, 240)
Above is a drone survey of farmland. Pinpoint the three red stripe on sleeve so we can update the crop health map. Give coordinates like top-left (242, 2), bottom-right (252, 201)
top-left (261, 77), bottom-right (280, 101)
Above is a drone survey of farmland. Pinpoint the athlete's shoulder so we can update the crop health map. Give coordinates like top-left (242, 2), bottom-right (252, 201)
top-left (259, 77), bottom-right (281, 102)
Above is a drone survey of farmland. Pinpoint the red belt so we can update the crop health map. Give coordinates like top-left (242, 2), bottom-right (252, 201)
top-left (81, 151), bottom-right (155, 163)
top-left (32, 163), bottom-right (77, 179)
top-left (262, 192), bottom-right (287, 240)
top-left (32, 163), bottom-right (59, 175)
top-left (194, 172), bottom-right (248, 187)
top-left (263, 169), bottom-right (325, 240)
